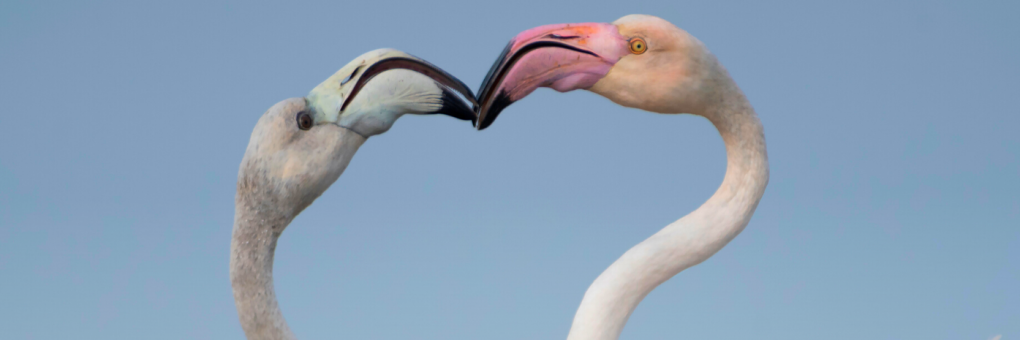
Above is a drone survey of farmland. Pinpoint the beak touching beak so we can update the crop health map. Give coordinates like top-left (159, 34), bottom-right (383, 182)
top-left (475, 23), bottom-right (631, 130)
top-left (308, 49), bottom-right (479, 125)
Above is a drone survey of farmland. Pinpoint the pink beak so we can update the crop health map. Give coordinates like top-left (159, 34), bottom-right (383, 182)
top-left (476, 22), bottom-right (631, 129)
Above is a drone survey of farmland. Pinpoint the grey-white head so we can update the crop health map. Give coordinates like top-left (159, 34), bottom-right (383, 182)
top-left (237, 48), bottom-right (476, 225)
top-left (231, 48), bottom-right (475, 340)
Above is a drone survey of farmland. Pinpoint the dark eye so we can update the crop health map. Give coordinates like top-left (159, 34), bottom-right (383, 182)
top-left (296, 111), bottom-right (313, 130)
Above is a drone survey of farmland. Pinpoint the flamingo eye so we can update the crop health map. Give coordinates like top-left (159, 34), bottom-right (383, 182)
top-left (296, 110), bottom-right (313, 130)
top-left (629, 38), bottom-right (647, 54)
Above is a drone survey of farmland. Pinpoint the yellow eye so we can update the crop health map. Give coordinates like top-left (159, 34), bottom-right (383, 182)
top-left (629, 37), bottom-right (647, 54)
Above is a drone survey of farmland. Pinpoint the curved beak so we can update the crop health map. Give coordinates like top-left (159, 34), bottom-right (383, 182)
top-left (476, 23), bottom-right (630, 130)
top-left (308, 49), bottom-right (479, 124)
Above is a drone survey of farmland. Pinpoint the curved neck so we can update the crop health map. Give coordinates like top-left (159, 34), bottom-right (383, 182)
top-left (231, 197), bottom-right (297, 340)
top-left (229, 127), bottom-right (364, 340)
top-left (566, 68), bottom-right (769, 340)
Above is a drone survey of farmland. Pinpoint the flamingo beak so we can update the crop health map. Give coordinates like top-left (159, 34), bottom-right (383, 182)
top-left (475, 22), bottom-right (631, 130)
top-left (308, 49), bottom-right (479, 126)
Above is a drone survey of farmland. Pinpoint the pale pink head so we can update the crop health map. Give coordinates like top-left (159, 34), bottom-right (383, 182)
top-left (476, 15), bottom-right (711, 129)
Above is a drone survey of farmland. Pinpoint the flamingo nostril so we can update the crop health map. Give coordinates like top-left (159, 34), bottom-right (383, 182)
top-left (547, 33), bottom-right (579, 40)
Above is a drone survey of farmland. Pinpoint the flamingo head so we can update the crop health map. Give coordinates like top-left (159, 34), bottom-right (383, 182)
top-left (476, 14), bottom-right (716, 129)
top-left (238, 49), bottom-right (477, 218)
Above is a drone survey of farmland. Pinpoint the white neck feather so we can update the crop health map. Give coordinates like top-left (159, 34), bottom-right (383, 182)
top-left (231, 200), bottom-right (298, 340)
top-left (566, 61), bottom-right (769, 340)
top-left (230, 130), bottom-right (365, 340)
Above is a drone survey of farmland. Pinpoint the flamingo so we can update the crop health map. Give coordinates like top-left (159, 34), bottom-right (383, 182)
top-left (475, 14), bottom-right (769, 340)
top-left (230, 48), bottom-right (476, 340)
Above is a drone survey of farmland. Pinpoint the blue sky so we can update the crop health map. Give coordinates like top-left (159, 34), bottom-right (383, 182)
top-left (0, 0), bottom-right (1016, 339)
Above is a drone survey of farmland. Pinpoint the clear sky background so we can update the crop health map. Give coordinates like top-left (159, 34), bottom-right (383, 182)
top-left (1, 0), bottom-right (1017, 339)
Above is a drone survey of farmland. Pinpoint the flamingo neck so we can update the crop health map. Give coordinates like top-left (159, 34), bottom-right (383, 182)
top-left (231, 197), bottom-right (297, 340)
top-left (566, 65), bottom-right (769, 340)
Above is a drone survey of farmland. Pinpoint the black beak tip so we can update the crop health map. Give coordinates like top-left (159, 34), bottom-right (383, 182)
top-left (477, 90), bottom-right (514, 130)
top-left (437, 87), bottom-right (478, 124)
